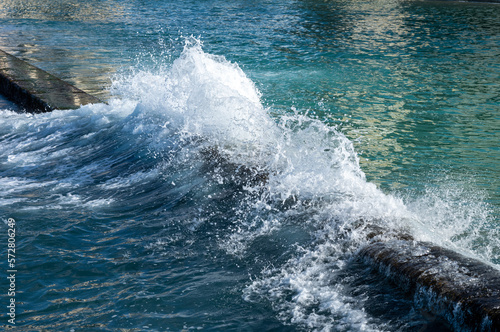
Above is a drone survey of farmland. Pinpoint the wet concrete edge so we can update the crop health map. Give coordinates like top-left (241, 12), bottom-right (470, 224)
top-left (0, 49), bottom-right (102, 113)
top-left (358, 240), bottom-right (500, 331)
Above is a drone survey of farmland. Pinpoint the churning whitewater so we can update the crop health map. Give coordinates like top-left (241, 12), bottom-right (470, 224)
top-left (1, 42), bottom-right (498, 331)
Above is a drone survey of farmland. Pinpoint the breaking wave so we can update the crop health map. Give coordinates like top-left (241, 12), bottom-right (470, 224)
top-left (0, 40), bottom-right (497, 331)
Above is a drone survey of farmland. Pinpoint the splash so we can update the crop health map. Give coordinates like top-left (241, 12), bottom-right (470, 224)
top-left (404, 178), bottom-right (500, 265)
top-left (111, 40), bottom-right (410, 226)
top-left (111, 39), bottom-right (278, 166)
top-left (1, 40), bottom-right (497, 331)
top-left (108, 41), bottom-right (498, 330)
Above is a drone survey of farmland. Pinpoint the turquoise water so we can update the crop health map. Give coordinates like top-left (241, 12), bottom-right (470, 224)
top-left (0, 0), bottom-right (499, 330)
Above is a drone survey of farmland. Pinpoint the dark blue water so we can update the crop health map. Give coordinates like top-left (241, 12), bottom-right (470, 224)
top-left (0, 1), bottom-right (499, 330)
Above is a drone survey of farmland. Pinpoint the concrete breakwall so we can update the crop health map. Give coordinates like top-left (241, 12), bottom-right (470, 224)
top-left (0, 49), bottom-right (101, 113)
top-left (359, 240), bottom-right (500, 331)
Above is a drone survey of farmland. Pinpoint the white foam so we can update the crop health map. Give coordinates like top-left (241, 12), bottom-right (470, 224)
top-left (99, 169), bottom-right (160, 190)
top-left (112, 40), bottom-right (413, 229)
top-left (111, 38), bottom-right (278, 165)
top-left (0, 177), bottom-right (57, 201)
top-left (403, 179), bottom-right (499, 266)
top-left (244, 240), bottom-right (379, 332)
top-left (83, 198), bottom-right (114, 208)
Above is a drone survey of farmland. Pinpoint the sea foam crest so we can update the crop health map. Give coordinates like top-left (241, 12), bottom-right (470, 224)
top-left (114, 41), bottom-right (407, 221)
top-left (112, 39), bottom-right (277, 165)
top-left (111, 41), bottom-right (415, 240)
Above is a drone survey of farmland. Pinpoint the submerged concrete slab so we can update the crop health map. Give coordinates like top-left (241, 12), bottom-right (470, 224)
top-left (359, 240), bottom-right (500, 331)
top-left (0, 49), bottom-right (102, 113)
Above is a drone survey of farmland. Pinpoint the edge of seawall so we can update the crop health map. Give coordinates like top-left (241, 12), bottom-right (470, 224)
top-left (358, 240), bottom-right (500, 331)
top-left (0, 49), bottom-right (102, 113)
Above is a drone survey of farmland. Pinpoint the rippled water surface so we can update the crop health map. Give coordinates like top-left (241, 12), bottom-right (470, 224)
top-left (0, 1), bottom-right (499, 331)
